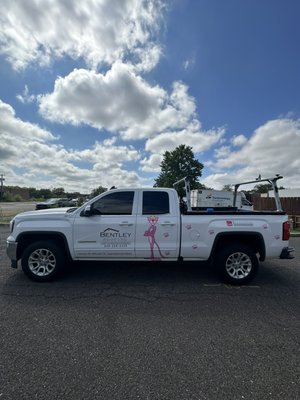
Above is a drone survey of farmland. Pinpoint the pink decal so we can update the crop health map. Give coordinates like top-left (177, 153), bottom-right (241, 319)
top-left (186, 224), bottom-right (192, 230)
top-left (226, 220), bottom-right (233, 227)
top-left (274, 234), bottom-right (280, 240)
top-left (263, 224), bottom-right (268, 229)
top-left (209, 229), bottom-right (214, 235)
top-left (163, 232), bottom-right (170, 238)
top-left (144, 216), bottom-right (165, 259)
top-left (192, 244), bottom-right (198, 250)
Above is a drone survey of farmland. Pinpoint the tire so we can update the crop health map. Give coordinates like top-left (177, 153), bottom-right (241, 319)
top-left (215, 244), bottom-right (259, 285)
top-left (21, 241), bottom-right (65, 282)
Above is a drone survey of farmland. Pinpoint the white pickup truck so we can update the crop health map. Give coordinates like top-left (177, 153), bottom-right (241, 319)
top-left (6, 176), bottom-right (294, 284)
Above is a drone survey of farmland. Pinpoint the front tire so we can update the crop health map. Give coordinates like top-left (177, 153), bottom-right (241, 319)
top-left (21, 241), bottom-right (65, 282)
top-left (215, 244), bottom-right (259, 285)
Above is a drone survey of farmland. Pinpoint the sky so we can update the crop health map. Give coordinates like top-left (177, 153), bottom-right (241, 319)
top-left (1, 0), bottom-right (300, 193)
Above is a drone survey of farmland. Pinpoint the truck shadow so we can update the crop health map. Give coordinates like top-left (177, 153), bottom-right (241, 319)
top-left (4, 259), bottom-right (293, 289)
top-left (65, 261), bottom-right (296, 289)
top-left (3, 261), bottom-right (296, 309)
top-left (4, 257), bottom-right (296, 307)
top-left (2, 261), bottom-right (227, 307)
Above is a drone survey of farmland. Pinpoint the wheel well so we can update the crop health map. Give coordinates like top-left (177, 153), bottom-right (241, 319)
top-left (212, 233), bottom-right (265, 261)
top-left (16, 232), bottom-right (71, 261)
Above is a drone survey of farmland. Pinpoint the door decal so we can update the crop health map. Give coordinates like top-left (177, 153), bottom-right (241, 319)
top-left (144, 216), bottom-right (165, 259)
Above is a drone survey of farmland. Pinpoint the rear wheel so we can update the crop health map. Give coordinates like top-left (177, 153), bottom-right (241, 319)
top-left (215, 244), bottom-right (259, 285)
top-left (21, 241), bottom-right (65, 282)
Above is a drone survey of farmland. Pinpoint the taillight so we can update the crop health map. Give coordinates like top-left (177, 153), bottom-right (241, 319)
top-left (283, 221), bottom-right (290, 241)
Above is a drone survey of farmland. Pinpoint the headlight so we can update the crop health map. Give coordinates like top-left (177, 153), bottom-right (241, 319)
top-left (10, 219), bottom-right (15, 233)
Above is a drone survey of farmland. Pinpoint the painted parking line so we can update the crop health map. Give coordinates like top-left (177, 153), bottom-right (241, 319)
top-left (203, 283), bottom-right (260, 289)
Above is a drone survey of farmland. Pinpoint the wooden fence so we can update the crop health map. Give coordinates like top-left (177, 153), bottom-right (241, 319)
top-left (250, 196), bottom-right (300, 229)
top-left (251, 197), bottom-right (300, 215)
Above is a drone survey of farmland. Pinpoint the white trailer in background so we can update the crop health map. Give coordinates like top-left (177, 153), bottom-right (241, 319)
top-left (190, 189), bottom-right (253, 210)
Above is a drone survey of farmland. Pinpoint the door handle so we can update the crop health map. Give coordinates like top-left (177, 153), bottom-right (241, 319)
top-left (119, 222), bottom-right (133, 226)
top-left (161, 222), bottom-right (175, 226)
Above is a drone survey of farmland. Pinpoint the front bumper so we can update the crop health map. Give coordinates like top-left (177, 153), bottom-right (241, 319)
top-left (6, 240), bottom-right (18, 268)
top-left (280, 246), bottom-right (295, 259)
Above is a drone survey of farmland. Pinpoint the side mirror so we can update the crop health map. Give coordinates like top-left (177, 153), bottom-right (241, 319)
top-left (81, 204), bottom-right (93, 217)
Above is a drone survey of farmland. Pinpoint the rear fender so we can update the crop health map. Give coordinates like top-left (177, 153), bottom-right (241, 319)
top-left (210, 232), bottom-right (266, 261)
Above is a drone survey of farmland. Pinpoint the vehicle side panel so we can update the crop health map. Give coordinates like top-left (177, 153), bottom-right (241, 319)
top-left (180, 213), bottom-right (288, 260)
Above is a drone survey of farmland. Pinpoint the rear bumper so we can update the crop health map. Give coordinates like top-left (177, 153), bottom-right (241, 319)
top-left (6, 240), bottom-right (18, 268)
top-left (280, 246), bottom-right (294, 259)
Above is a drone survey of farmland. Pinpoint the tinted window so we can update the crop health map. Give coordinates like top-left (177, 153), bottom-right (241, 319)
top-left (143, 191), bottom-right (170, 214)
top-left (93, 192), bottom-right (134, 215)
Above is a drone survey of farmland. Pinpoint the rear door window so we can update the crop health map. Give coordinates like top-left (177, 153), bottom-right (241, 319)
top-left (142, 191), bottom-right (170, 214)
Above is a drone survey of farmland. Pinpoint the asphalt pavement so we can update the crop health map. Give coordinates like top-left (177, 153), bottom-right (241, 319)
top-left (0, 225), bottom-right (299, 400)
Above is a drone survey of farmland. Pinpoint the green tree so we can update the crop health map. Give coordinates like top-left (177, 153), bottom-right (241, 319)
top-left (91, 186), bottom-right (107, 198)
top-left (13, 194), bottom-right (22, 202)
top-left (154, 145), bottom-right (204, 197)
top-left (253, 183), bottom-right (273, 193)
top-left (52, 187), bottom-right (65, 197)
top-left (39, 189), bottom-right (52, 199)
top-left (2, 192), bottom-right (14, 202)
top-left (29, 187), bottom-right (39, 199)
top-left (222, 184), bottom-right (233, 191)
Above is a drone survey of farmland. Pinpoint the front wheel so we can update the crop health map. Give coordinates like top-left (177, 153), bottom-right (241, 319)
top-left (21, 241), bottom-right (65, 282)
top-left (215, 244), bottom-right (259, 285)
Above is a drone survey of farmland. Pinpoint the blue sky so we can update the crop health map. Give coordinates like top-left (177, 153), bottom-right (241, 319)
top-left (1, 0), bottom-right (300, 193)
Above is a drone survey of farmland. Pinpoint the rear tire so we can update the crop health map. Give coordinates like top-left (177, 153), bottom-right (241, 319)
top-left (21, 241), bottom-right (65, 282)
top-left (215, 244), bottom-right (259, 285)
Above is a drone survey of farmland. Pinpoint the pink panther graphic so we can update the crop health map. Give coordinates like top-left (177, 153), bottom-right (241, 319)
top-left (144, 216), bottom-right (165, 259)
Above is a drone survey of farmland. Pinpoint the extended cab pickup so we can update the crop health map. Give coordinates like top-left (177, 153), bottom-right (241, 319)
top-left (6, 181), bottom-right (294, 284)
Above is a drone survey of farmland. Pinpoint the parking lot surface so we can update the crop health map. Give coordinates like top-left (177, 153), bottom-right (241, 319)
top-left (0, 225), bottom-right (299, 399)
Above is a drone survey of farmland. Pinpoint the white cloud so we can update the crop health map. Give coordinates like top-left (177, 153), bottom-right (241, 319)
top-left (231, 134), bottom-right (247, 146)
top-left (0, 100), bottom-right (143, 192)
top-left (201, 173), bottom-right (233, 190)
top-left (38, 68), bottom-right (221, 152)
top-left (183, 55), bottom-right (196, 71)
top-left (215, 119), bottom-right (300, 171)
top-left (203, 118), bottom-right (300, 189)
top-left (38, 63), bottom-right (165, 134)
top-left (145, 125), bottom-right (225, 154)
top-left (16, 85), bottom-right (36, 104)
top-left (133, 44), bottom-right (162, 73)
top-left (3, 96), bottom-right (300, 193)
top-left (121, 81), bottom-right (200, 140)
top-left (38, 64), bottom-right (226, 175)
top-left (73, 142), bottom-right (140, 167)
top-left (213, 146), bottom-right (231, 159)
top-left (0, 0), bottom-right (165, 71)
top-left (139, 121), bottom-right (224, 173)
top-left (0, 100), bottom-right (56, 143)
top-left (140, 154), bottom-right (162, 172)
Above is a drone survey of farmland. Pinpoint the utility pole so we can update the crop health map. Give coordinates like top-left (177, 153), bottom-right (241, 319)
top-left (0, 174), bottom-right (5, 201)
